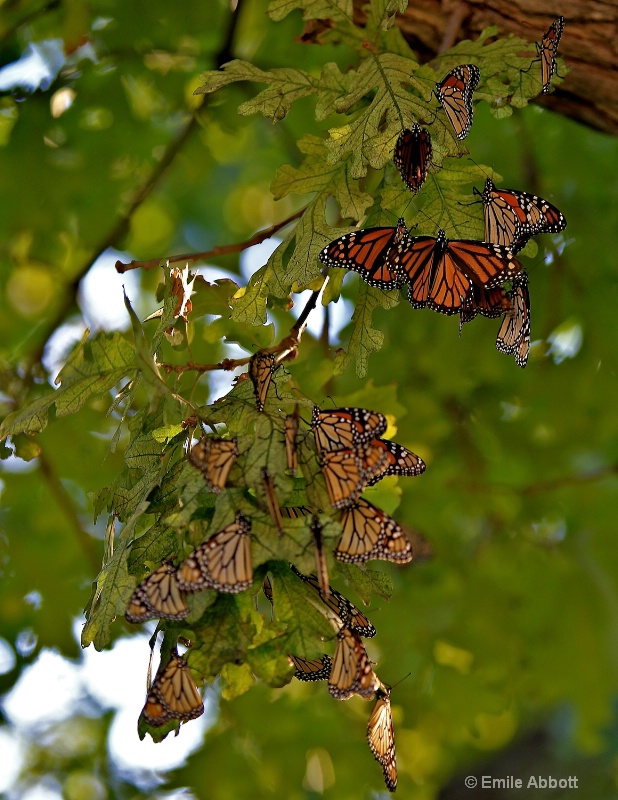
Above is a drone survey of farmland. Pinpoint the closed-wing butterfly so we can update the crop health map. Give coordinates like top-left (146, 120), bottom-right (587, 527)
top-left (318, 219), bottom-right (407, 289)
top-left (496, 271), bottom-right (531, 368)
top-left (434, 64), bottom-right (480, 140)
top-left (538, 16), bottom-right (565, 94)
top-left (249, 351), bottom-right (277, 412)
top-left (177, 512), bottom-right (252, 594)
top-left (328, 626), bottom-right (378, 701)
top-left (261, 468), bottom-right (284, 536)
top-left (141, 649), bottom-right (204, 727)
top-left (394, 124), bottom-right (432, 193)
top-left (336, 498), bottom-right (413, 564)
top-left (188, 437), bottom-right (239, 493)
top-left (288, 653), bottom-right (332, 681)
top-left (310, 515), bottom-right (330, 595)
top-left (367, 686), bottom-right (397, 792)
top-left (284, 407), bottom-right (300, 475)
top-left (289, 564), bottom-right (376, 637)
top-left (125, 562), bottom-right (189, 624)
top-left (319, 442), bottom-right (388, 509)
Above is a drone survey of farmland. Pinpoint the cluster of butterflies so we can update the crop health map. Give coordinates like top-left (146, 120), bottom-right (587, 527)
top-left (286, 566), bottom-right (398, 791)
top-left (320, 17), bottom-right (567, 368)
top-left (125, 393), bottom-right (421, 789)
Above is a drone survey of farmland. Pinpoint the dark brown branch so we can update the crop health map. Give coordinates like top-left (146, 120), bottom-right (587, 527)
top-left (114, 207), bottom-right (305, 274)
top-left (353, 0), bottom-right (618, 135)
top-left (37, 446), bottom-right (101, 573)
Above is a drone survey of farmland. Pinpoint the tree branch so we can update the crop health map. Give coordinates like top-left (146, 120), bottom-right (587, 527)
top-left (37, 446), bottom-right (101, 574)
top-left (114, 208), bottom-right (305, 274)
top-left (28, 0), bottom-right (246, 368)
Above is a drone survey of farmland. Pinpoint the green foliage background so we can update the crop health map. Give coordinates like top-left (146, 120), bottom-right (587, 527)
top-left (1, 0), bottom-right (618, 797)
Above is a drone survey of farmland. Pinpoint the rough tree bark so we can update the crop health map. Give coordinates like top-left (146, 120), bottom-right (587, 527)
top-left (353, 0), bottom-right (618, 136)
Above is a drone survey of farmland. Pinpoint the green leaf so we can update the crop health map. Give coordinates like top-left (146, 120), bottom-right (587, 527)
top-left (196, 60), bottom-right (318, 122)
top-left (326, 52), bottom-right (430, 178)
top-left (267, 0), bottom-right (353, 23)
top-left (271, 562), bottom-right (335, 658)
top-left (335, 281), bottom-right (400, 377)
top-left (0, 331), bottom-right (136, 439)
top-left (81, 500), bottom-right (150, 651)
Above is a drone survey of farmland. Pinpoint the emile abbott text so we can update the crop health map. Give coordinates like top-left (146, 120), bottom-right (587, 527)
top-left (481, 776), bottom-right (579, 789)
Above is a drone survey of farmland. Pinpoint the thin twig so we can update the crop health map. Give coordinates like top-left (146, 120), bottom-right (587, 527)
top-left (115, 207), bottom-right (305, 273)
top-left (28, 0), bottom-right (245, 368)
top-left (158, 356), bottom-right (251, 375)
top-left (37, 446), bottom-right (101, 574)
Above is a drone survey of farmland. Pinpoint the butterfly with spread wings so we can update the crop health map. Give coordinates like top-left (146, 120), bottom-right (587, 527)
top-left (312, 406), bottom-right (388, 451)
top-left (497, 271), bottom-right (531, 368)
top-left (188, 437), bottom-right (239, 493)
top-left (318, 219), bottom-right (408, 290)
top-left (125, 562), bottom-right (189, 624)
top-left (141, 649), bottom-right (204, 727)
top-left (389, 229), bottom-right (523, 316)
top-left (476, 178), bottom-right (566, 253)
top-left (328, 626), bottom-right (378, 701)
top-left (177, 512), bottom-right (252, 594)
top-left (289, 564), bottom-right (376, 638)
top-left (434, 64), bottom-right (480, 140)
top-left (394, 124), bottom-right (432, 193)
top-left (336, 498), bottom-right (413, 564)
top-left (368, 686), bottom-right (397, 792)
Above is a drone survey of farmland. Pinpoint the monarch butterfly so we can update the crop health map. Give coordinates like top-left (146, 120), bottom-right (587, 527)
top-left (367, 686), bottom-right (397, 792)
top-left (288, 653), bottom-right (332, 681)
top-left (284, 407), bottom-right (300, 475)
top-left (319, 446), bottom-right (380, 509)
top-left (289, 564), bottom-right (377, 638)
top-left (394, 124), bottom-right (432, 193)
top-left (365, 438), bottom-right (426, 484)
top-left (476, 178), bottom-right (567, 252)
top-left (249, 351), bottom-right (277, 412)
top-left (281, 505), bottom-right (314, 519)
top-left (318, 219), bottom-right (407, 290)
top-left (328, 626), bottom-right (378, 701)
top-left (141, 649), bottom-right (204, 727)
top-left (125, 562), bottom-right (190, 624)
top-left (388, 229), bottom-right (522, 315)
top-left (434, 64), bottom-right (480, 140)
top-left (261, 468), bottom-right (284, 536)
top-left (459, 283), bottom-right (512, 332)
top-left (336, 498), bottom-right (413, 564)
top-left (496, 271), bottom-right (531, 368)
top-left (262, 573), bottom-right (274, 605)
top-left (177, 512), bottom-right (253, 594)
top-left (538, 16), bottom-right (565, 94)
top-left (312, 406), bottom-right (388, 452)
top-left (310, 515), bottom-right (330, 595)
top-left (188, 437), bottom-right (239, 493)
